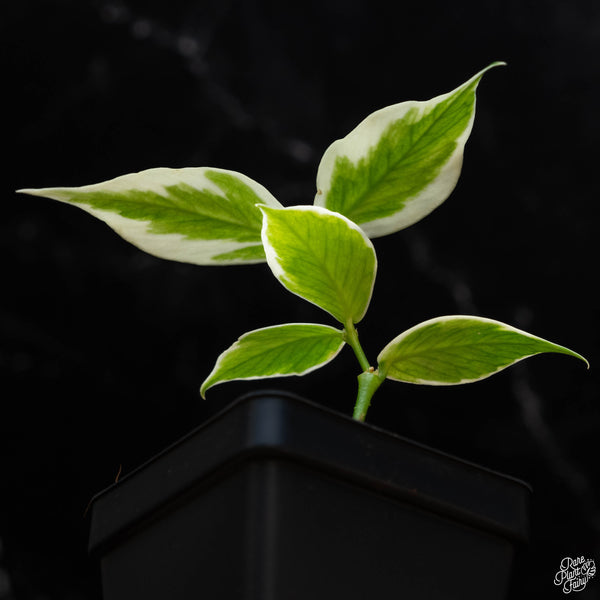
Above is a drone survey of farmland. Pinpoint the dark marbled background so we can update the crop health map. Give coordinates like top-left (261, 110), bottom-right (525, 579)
top-left (4, 1), bottom-right (599, 598)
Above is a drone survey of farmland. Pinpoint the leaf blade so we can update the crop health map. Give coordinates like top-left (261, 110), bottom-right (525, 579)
top-left (377, 315), bottom-right (588, 385)
top-left (200, 323), bottom-right (345, 397)
top-left (315, 62), bottom-right (504, 237)
top-left (259, 205), bottom-right (377, 324)
top-left (18, 167), bottom-right (282, 265)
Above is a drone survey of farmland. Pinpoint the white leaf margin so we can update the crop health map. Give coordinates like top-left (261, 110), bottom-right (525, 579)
top-left (257, 204), bottom-right (378, 324)
top-left (377, 315), bottom-right (589, 385)
top-left (315, 62), bottom-right (505, 238)
top-left (200, 322), bottom-right (346, 397)
top-left (18, 167), bottom-right (282, 265)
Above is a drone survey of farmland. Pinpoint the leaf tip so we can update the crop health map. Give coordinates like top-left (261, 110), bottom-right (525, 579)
top-left (200, 372), bottom-right (216, 399)
top-left (576, 352), bottom-right (590, 370)
top-left (16, 188), bottom-right (43, 197)
top-left (474, 61), bottom-right (507, 83)
top-left (550, 341), bottom-right (589, 370)
top-left (199, 381), bottom-right (209, 399)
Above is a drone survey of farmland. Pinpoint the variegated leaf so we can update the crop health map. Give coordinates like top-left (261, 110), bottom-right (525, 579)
top-left (377, 315), bottom-right (588, 385)
top-left (18, 167), bottom-right (282, 265)
top-left (315, 62), bottom-right (504, 237)
top-left (200, 323), bottom-right (345, 397)
top-left (258, 205), bottom-right (377, 325)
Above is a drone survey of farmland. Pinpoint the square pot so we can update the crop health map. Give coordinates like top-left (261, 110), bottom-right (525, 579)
top-left (88, 390), bottom-right (531, 600)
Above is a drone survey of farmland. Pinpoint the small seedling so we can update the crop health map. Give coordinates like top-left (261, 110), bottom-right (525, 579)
top-left (19, 62), bottom-right (588, 421)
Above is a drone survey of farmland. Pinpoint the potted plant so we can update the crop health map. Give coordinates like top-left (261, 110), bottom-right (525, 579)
top-left (19, 63), bottom-right (587, 599)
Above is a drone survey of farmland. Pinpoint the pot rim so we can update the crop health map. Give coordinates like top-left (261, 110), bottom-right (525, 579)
top-left (88, 389), bottom-right (531, 556)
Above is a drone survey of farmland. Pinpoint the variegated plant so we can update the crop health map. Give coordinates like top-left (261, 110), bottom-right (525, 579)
top-left (19, 63), bottom-right (588, 421)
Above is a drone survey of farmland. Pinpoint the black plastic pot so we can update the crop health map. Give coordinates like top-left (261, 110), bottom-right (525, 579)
top-left (88, 391), bottom-right (531, 600)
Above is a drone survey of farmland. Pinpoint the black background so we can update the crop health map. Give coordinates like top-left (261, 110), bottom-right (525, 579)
top-left (4, 1), bottom-right (599, 598)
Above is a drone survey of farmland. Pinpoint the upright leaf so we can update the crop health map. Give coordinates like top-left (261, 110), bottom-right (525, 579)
top-left (258, 205), bottom-right (377, 325)
top-left (315, 62), bottom-right (504, 238)
top-left (377, 315), bottom-right (588, 385)
top-left (200, 323), bottom-right (345, 397)
top-left (18, 167), bottom-right (282, 265)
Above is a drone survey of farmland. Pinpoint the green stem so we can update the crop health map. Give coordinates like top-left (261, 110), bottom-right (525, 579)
top-left (343, 321), bottom-right (371, 372)
top-left (344, 321), bottom-right (385, 421)
top-left (353, 370), bottom-right (385, 421)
